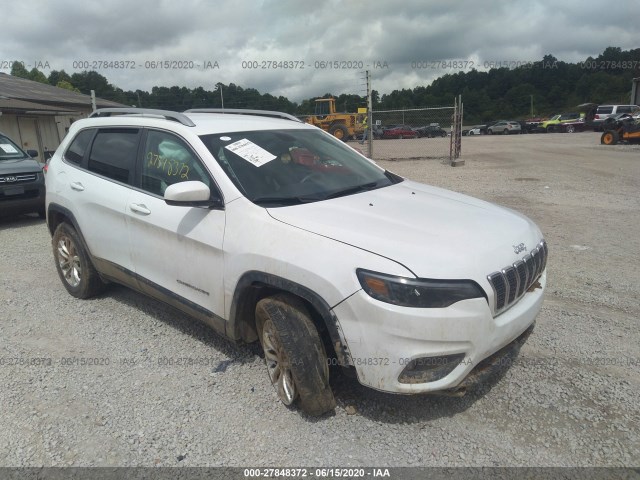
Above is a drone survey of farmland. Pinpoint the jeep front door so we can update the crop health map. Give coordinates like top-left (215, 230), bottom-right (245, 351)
top-left (127, 129), bottom-right (226, 331)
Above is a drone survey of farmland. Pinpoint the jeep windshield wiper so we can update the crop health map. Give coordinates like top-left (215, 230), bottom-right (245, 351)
top-left (252, 182), bottom-right (384, 205)
top-left (251, 195), bottom-right (321, 206)
top-left (323, 181), bottom-right (381, 200)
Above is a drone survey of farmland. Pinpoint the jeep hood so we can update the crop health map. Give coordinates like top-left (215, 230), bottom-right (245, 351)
top-left (267, 180), bottom-right (543, 281)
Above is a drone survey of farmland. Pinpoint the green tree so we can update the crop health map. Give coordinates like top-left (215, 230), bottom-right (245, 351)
top-left (28, 68), bottom-right (49, 84)
top-left (10, 61), bottom-right (29, 78)
top-left (56, 80), bottom-right (80, 92)
top-left (70, 71), bottom-right (113, 97)
top-left (48, 70), bottom-right (73, 87)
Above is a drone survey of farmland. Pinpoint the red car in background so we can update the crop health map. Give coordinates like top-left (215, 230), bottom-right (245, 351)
top-left (381, 125), bottom-right (418, 139)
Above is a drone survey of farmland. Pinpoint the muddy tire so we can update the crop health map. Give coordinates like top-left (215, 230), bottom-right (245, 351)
top-left (255, 294), bottom-right (336, 416)
top-left (52, 223), bottom-right (106, 299)
top-left (329, 124), bottom-right (349, 142)
top-left (600, 130), bottom-right (619, 145)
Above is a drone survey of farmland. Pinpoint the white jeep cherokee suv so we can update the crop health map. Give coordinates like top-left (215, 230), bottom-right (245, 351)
top-left (46, 108), bottom-right (547, 416)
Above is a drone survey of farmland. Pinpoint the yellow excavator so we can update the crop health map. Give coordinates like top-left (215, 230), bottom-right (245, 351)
top-left (305, 98), bottom-right (364, 141)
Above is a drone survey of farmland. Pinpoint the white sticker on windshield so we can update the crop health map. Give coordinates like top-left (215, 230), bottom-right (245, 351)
top-left (219, 136), bottom-right (231, 141)
top-left (225, 138), bottom-right (276, 167)
top-left (0, 144), bottom-right (19, 154)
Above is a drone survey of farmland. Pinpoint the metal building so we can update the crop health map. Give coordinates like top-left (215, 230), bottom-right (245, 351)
top-left (0, 73), bottom-right (123, 161)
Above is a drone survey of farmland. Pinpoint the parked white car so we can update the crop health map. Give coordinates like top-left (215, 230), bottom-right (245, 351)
top-left (45, 108), bottom-right (547, 416)
top-left (487, 121), bottom-right (522, 135)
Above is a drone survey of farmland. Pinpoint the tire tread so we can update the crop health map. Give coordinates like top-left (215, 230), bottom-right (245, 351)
top-left (256, 294), bottom-right (336, 416)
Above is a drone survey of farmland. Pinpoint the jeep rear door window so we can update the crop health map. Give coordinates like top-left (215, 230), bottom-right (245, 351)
top-left (87, 128), bottom-right (140, 184)
top-left (140, 130), bottom-right (211, 197)
top-left (65, 129), bottom-right (95, 164)
top-left (200, 129), bottom-right (400, 206)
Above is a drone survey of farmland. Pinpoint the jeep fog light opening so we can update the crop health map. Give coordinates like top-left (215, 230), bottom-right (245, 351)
top-left (356, 269), bottom-right (486, 308)
top-left (398, 353), bottom-right (466, 384)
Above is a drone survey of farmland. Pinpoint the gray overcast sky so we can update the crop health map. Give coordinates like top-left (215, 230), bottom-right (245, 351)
top-left (3, 0), bottom-right (639, 102)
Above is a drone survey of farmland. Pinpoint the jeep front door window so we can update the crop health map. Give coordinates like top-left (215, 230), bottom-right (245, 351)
top-left (140, 130), bottom-right (211, 197)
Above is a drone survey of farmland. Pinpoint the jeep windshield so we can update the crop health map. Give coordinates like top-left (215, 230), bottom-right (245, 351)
top-left (0, 135), bottom-right (28, 161)
top-left (200, 129), bottom-right (401, 206)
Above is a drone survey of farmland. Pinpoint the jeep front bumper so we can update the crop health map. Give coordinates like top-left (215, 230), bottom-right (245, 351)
top-left (332, 271), bottom-right (546, 394)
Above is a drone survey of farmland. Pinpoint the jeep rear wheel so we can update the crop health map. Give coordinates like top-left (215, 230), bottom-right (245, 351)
top-left (255, 294), bottom-right (336, 416)
top-left (52, 223), bottom-right (106, 298)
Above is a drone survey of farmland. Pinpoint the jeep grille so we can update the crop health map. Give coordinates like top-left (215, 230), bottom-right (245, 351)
top-left (487, 240), bottom-right (547, 315)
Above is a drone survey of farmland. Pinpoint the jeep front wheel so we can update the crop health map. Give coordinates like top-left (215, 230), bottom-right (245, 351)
top-left (52, 223), bottom-right (106, 298)
top-left (255, 294), bottom-right (336, 416)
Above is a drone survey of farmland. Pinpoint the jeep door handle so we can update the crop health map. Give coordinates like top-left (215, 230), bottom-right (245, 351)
top-left (70, 182), bottom-right (84, 191)
top-left (129, 203), bottom-right (151, 215)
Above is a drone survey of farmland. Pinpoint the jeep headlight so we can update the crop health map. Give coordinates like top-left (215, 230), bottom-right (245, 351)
top-left (356, 269), bottom-right (485, 308)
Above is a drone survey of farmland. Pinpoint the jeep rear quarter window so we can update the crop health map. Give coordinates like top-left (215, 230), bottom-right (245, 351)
top-left (87, 129), bottom-right (140, 184)
top-left (65, 129), bottom-right (95, 164)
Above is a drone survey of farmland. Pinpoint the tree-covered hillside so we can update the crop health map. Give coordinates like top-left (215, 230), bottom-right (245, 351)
top-left (10, 47), bottom-right (639, 124)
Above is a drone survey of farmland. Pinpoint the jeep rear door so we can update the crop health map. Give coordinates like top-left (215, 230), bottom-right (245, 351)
top-left (64, 127), bottom-right (139, 282)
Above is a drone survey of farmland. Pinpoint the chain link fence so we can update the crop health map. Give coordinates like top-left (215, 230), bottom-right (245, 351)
top-left (353, 106), bottom-right (457, 161)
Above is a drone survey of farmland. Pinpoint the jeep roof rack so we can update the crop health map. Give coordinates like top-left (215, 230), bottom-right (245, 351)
top-left (184, 108), bottom-right (302, 123)
top-left (90, 108), bottom-right (196, 127)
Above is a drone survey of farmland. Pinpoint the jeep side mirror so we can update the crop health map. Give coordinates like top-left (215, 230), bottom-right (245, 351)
top-left (27, 150), bottom-right (38, 158)
top-left (164, 181), bottom-right (223, 209)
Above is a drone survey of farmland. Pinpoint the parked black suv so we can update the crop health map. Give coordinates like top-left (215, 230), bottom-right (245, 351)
top-left (0, 132), bottom-right (45, 218)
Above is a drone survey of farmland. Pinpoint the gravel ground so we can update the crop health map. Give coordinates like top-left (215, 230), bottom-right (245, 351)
top-left (0, 131), bottom-right (639, 467)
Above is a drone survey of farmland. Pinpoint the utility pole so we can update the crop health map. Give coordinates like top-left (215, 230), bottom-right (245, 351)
top-left (366, 70), bottom-right (372, 158)
top-left (530, 95), bottom-right (534, 117)
top-left (90, 90), bottom-right (96, 113)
